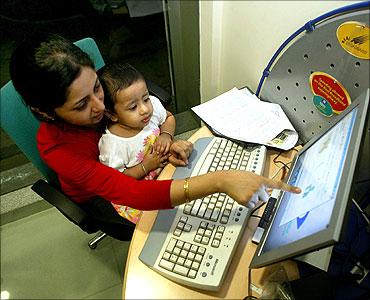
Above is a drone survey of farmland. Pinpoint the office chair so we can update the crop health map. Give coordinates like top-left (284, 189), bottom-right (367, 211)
top-left (0, 37), bottom-right (171, 249)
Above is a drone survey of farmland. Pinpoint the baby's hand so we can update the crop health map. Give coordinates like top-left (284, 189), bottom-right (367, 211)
top-left (143, 147), bottom-right (170, 170)
top-left (153, 133), bottom-right (172, 155)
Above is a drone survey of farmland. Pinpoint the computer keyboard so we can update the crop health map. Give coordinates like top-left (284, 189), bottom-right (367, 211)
top-left (139, 137), bottom-right (267, 291)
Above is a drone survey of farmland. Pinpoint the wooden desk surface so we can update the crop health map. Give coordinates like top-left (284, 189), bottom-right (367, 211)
top-left (123, 127), bottom-right (300, 299)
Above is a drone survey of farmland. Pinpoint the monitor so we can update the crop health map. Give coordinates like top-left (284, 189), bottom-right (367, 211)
top-left (250, 89), bottom-right (369, 268)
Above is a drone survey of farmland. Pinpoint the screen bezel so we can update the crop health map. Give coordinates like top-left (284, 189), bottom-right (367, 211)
top-left (250, 89), bottom-right (369, 269)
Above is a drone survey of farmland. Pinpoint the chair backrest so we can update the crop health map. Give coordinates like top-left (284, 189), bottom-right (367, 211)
top-left (0, 37), bottom-right (105, 184)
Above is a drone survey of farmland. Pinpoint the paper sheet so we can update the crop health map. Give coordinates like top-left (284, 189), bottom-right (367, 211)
top-left (191, 88), bottom-right (298, 150)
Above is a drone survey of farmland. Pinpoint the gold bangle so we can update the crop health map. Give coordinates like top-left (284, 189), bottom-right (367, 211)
top-left (183, 177), bottom-right (190, 203)
top-left (160, 130), bottom-right (174, 141)
top-left (140, 162), bottom-right (147, 176)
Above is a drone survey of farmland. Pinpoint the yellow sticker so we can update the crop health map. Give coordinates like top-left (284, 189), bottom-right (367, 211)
top-left (336, 21), bottom-right (369, 59)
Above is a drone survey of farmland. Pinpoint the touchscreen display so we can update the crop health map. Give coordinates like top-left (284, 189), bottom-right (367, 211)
top-left (261, 107), bottom-right (357, 252)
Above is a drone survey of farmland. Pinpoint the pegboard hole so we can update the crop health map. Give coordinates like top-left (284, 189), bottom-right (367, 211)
top-left (288, 68), bottom-right (292, 74)
top-left (310, 71), bottom-right (314, 74)
top-left (303, 96), bottom-right (307, 100)
top-left (295, 82), bottom-right (299, 87)
top-left (319, 125), bottom-right (322, 129)
top-left (330, 64), bottom-right (335, 69)
top-left (326, 43), bottom-right (331, 49)
top-left (311, 110), bottom-right (314, 114)
top-left (355, 83), bottom-right (359, 88)
top-left (285, 97), bottom-right (289, 101)
top-left (277, 86), bottom-right (281, 91)
top-left (304, 54), bottom-right (309, 60)
top-left (355, 61), bottom-right (361, 67)
top-left (303, 120), bottom-right (306, 123)
top-left (312, 132), bottom-right (315, 135)
top-left (293, 108), bottom-right (297, 111)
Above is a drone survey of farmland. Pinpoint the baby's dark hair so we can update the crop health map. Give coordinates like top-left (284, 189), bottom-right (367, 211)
top-left (100, 63), bottom-right (145, 113)
top-left (9, 32), bottom-right (95, 121)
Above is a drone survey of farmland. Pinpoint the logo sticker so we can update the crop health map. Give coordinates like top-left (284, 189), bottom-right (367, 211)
top-left (337, 21), bottom-right (369, 59)
top-left (309, 72), bottom-right (351, 115)
top-left (313, 95), bottom-right (333, 116)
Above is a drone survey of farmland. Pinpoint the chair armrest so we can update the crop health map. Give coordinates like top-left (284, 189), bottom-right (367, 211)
top-left (31, 179), bottom-right (97, 232)
top-left (146, 79), bottom-right (172, 107)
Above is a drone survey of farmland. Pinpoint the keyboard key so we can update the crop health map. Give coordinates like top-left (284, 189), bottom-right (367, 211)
top-left (188, 269), bottom-right (197, 279)
top-left (184, 224), bottom-right (192, 232)
top-left (170, 254), bottom-right (178, 263)
top-left (187, 252), bottom-right (195, 260)
top-left (194, 235), bottom-right (202, 243)
top-left (173, 247), bottom-right (181, 256)
top-left (217, 225), bottom-right (225, 233)
top-left (191, 261), bottom-right (200, 270)
top-left (183, 242), bottom-right (191, 251)
top-left (163, 251), bottom-right (171, 260)
top-left (204, 229), bottom-right (213, 237)
top-left (220, 216), bottom-right (229, 224)
top-left (177, 257), bottom-right (185, 265)
top-left (173, 229), bottom-right (182, 237)
top-left (198, 247), bottom-right (206, 255)
top-left (201, 237), bottom-right (210, 245)
top-left (194, 254), bottom-right (203, 262)
top-left (214, 232), bottom-right (223, 240)
top-left (167, 238), bottom-right (177, 252)
top-left (159, 259), bottom-right (174, 271)
top-left (211, 239), bottom-right (220, 248)
top-left (173, 264), bottom-right (189, 276)
top-left (184, 259), bottom-right (192, 268)
top-left (180, 249), bottom-right (188, 258)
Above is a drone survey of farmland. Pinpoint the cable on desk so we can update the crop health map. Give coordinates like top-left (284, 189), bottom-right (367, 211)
top-left (273, 150), bottom-right (291, 170)
top-left (250, 215), bottom-right (262, 219)
top-left (250, 201), bottom-right (266, 216)
top-left (271, 148), bottom-right (298, 180)
top-left (270, 165), bottom-right (288, 180)
top-left (243, 267), bottom-right (258, 300)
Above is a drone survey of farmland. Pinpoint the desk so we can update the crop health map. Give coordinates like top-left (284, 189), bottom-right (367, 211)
top-left (123, 126), bottom-right (300, 299)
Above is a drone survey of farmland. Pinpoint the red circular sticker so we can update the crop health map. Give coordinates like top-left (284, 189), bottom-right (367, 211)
top-left (309, 72), bottom-right (351, 114)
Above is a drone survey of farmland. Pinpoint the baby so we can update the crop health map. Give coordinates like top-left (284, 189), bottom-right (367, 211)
top-left (98, 63), bottom-right (176, 223)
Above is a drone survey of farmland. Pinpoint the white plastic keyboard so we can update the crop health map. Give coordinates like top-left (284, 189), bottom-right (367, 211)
top-left (139, 137), bottom-right (267, 291)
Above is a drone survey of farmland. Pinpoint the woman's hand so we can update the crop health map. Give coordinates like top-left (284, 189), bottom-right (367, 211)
top-left (168, 140), bottom-right (193, 166)
top-left (219, 170), bottom-right (301, 208)
top-left (170, 170), bottom-right (301, 208)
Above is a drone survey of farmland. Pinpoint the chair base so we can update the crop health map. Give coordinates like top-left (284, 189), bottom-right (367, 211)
top-left (88, 231), bottom-right (107, 249)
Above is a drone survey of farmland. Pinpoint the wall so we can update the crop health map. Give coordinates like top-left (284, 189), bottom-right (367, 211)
top-left (200, 1), bottom-right (360, 103)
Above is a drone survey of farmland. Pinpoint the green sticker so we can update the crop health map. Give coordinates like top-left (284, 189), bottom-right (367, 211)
top-left (313, 95), bottom-right (333, 117)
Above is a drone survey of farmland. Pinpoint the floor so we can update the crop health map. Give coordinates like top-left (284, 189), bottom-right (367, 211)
top-left (0, 129), bottom-right (198, 300)
top-left (1, 208), bottom-right (129, 299)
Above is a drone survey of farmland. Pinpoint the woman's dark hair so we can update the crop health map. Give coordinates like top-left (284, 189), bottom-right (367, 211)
top-left (9, 32), bottom-right (95, 121)
top-left (100, 63), bottom-right (145, 113)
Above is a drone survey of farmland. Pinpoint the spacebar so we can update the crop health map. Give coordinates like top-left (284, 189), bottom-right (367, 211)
top-left (191, 154), bottom-right (214, 176)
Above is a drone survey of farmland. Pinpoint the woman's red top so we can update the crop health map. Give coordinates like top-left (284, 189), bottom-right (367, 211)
top-left (37, 122), bottom-right (172, 210)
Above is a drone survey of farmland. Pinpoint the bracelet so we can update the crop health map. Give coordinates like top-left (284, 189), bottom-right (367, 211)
top-left (160, 130), bottom-right (174, 141)
top-left (140, 162), bottom-right (147, 176)
top-left (183, 177), bottom-right (190, 203)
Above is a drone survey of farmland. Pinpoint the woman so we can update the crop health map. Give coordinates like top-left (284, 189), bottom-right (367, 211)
top-left (9, 33), bottom-right (301, 239)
